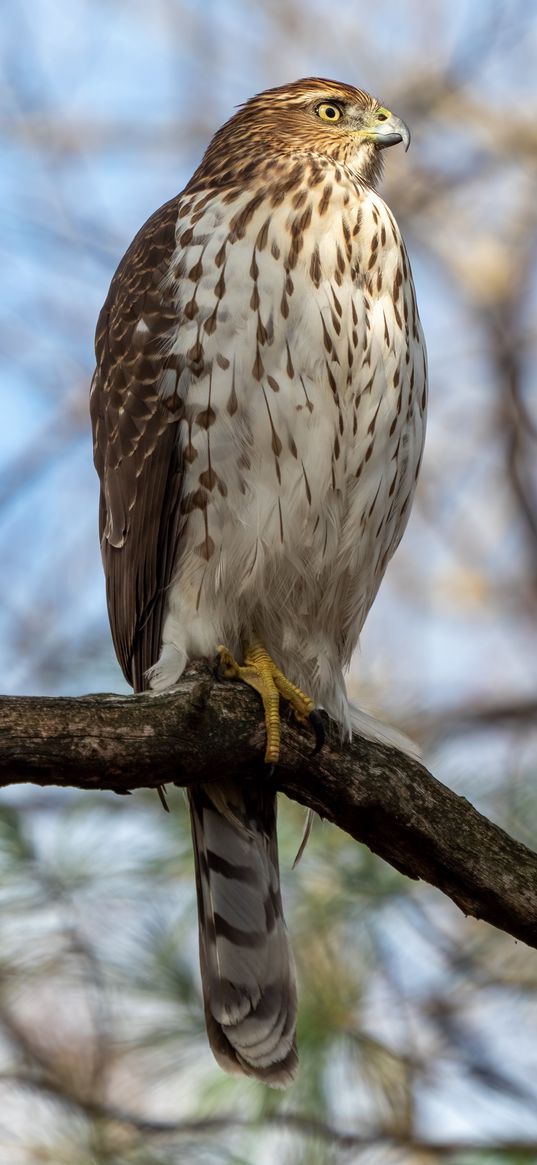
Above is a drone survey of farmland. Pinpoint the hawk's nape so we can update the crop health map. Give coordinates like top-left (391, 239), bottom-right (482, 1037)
top-left (90, 77), bottom-right (427, 1085)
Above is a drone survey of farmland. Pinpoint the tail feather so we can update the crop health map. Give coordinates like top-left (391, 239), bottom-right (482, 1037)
top-left (349, 701), bottom-right (421, 759)
top-left (188, 779), bottom-right (297, 1086)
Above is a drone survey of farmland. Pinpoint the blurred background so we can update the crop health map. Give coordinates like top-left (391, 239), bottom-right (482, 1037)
top-left (1, 1), bottom-right (537, 1162)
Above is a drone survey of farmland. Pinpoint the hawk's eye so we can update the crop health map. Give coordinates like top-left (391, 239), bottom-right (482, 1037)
top-left (316, 102), bottom-right (342, 123)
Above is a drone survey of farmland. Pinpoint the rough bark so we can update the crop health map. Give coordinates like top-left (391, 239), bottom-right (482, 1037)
top-left (1, 661), bottom-right (536, 949)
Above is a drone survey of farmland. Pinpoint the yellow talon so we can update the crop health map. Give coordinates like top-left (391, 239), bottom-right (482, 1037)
top-left (216, 640), bottom-right (317, 764)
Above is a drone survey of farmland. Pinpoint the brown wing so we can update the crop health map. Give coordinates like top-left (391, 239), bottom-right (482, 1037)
top-left (90, 197), bottom-right (185, 692)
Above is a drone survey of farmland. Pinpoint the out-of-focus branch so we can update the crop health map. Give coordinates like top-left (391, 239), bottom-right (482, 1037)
top-left (1, 1072), bottom-right (537, 1157)
top-left (412, 697), bottom-right (537, 741)
top-left (2, 662), bottom-right (537, 950)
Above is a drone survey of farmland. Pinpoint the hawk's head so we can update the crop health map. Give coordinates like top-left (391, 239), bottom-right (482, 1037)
top-left (197, 77), bottom-right (410, 190)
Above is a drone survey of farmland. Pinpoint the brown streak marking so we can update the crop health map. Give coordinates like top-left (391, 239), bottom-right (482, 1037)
top-left (181, 487), bottom-right (207, 514)
top-left (214, 242), bottom-right (226, 268)
top-left (326, 363), bottom-right (338, 397)
top-left (367, 401), bottom-right (382, 435)
top-left (287, 240), bottom-right (301, 270)
top-left (229, 193), bottom-right (265, 240)
top-left (368, 480), bottom-right (382, 517)
top-left (308, 162), bottom-right (325, 188)
top-left (199, 467), bottom-right (218, 491)
top-left (261, 386), bottom-right (282, 457)
top-left (299, 375), bottom-right (314, 413)
top-left (214, 271), bottom-right (226, 300)
top-left (330, 310), bottom-right (341, 337)
top-left (195, 567), bottom-right (207, 612)
top-left (318, 184), bottom-right (333, 215)
top-left (196, 508), bottom-right (214, 561)
top-left (310, 247), bottom-right (322, 288)
top-left (204, 308), bottom-right (218, 335)
top-left (256, 218), bottom-right (270, 250)
top-left (332, 290), bottom-right (343, 318)
top-left (226, 358), bottom-right (238, 416)
top-left (286, 342), bottom-right (294, 379)
top-left (195, 406), bottom-right (216, 429)
top-left (252, 347), bottom-right (264, 381)
top-left (320, 316), bottom-right (333, 355)
top-left (184, 299), bottom-right (198, 320)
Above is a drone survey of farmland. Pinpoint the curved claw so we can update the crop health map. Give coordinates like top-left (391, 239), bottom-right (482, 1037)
top-left (309, 708), bottom-right (325, 756)
top-left (214, 645), bottom-right (239, 681)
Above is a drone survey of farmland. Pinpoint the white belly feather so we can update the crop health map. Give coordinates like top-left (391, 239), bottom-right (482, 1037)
top-left (149, 175), bottom-right (427, 727)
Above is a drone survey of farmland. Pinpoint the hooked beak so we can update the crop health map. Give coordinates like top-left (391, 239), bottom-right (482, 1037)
top-left (369, 111), bottom-right (411, 152)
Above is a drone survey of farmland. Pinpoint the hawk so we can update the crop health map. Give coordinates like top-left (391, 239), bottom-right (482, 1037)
top-left (90, 78), bottom-right (427, 1087)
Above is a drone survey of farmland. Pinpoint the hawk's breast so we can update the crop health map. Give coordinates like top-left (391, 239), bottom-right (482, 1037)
top-left (151, 168), bottom-right (426, 704)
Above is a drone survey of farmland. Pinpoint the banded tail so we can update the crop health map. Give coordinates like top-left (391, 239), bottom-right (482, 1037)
top-left (188, 779), bottom-right (297, 1086)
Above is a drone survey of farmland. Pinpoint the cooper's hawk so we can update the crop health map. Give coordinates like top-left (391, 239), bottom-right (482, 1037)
top-left (90, 78), bottom-right (427, 1087)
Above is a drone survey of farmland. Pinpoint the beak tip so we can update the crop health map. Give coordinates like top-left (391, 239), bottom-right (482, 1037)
top-left (400, 122), bottom-right (411, 152)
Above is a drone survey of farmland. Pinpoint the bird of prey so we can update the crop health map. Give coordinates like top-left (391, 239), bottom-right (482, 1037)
top-left (90, 78), bottom-right (427, 1087)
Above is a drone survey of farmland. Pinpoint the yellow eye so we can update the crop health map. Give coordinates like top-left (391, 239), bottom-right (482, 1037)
top-left (316, 102), bottom-right (342, 123)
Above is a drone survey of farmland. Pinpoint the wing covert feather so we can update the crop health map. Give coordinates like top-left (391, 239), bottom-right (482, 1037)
top-left (90, 197), bottom-right (184, 691)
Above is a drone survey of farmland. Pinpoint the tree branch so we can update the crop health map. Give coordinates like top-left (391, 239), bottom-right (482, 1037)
top-left (1, 662), bottom-right (536, 949)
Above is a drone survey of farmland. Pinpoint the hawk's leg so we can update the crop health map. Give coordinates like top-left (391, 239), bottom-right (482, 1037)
top-left (216, 639), bottom-right (324, 764)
